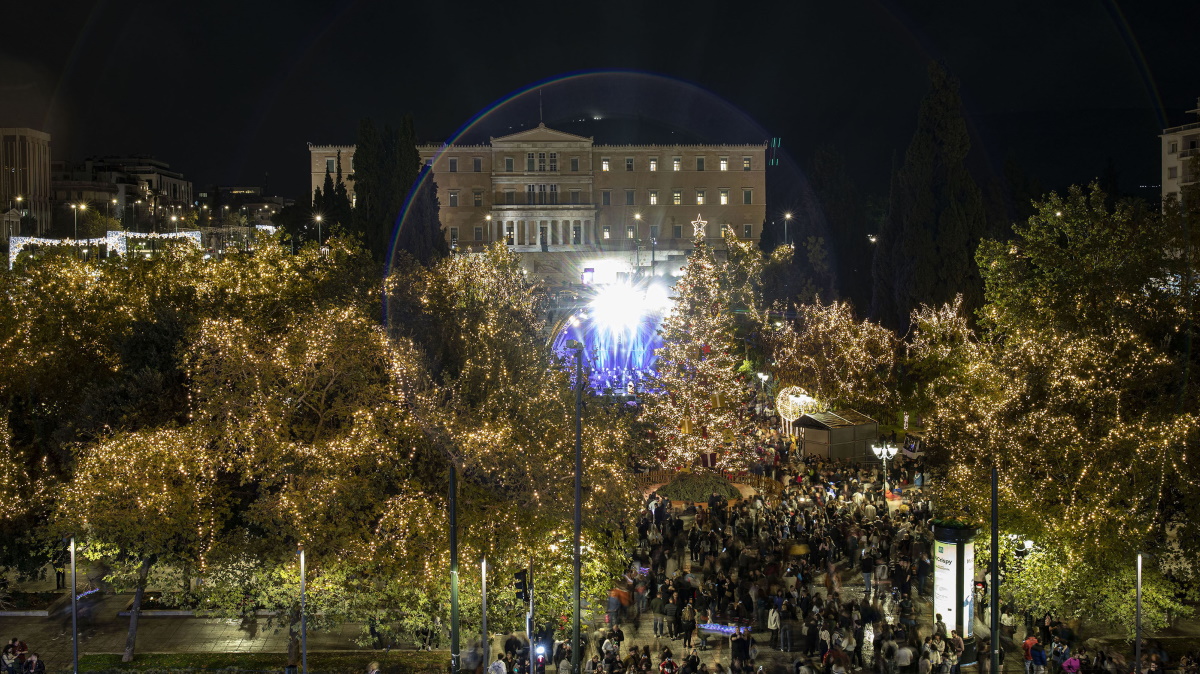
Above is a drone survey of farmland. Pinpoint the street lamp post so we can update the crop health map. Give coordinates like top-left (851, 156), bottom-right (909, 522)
top-left (783, 212), bottom-right (792, 246)
top-left (871, 442), bottom-right (898, 500)
top-left (566, 339), bottom-right (585, 674)
top-left (70, 535), bottom-right (78, 674)
top-left (1136, 552), bottom-right (1144, 674)
top-left (315, 214), bottom-right (322, 244)
top-left (71, 203), bottom-right (86, 239)
top-left (171, 215), bottom-right (179, 233)
top-left (298, 544), bottom-right (307, 674)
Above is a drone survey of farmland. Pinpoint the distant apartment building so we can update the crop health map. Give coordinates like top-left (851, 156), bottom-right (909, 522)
top-left (52, 156), bottom-right (193, 229)
top-left (307, 124), bottom-right (767, 284)
top-left (1, 127), bottom-right (52, 237)
top-left (307, 144), bottom-right (356, 206)
top-left (1161, 98), bottom-right (1200, 202)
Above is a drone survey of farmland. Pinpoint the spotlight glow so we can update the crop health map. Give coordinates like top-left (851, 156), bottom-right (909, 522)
top-left (590, 283), bottom-right (648, 332)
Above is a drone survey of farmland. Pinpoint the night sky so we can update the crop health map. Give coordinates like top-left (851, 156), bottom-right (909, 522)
top-left (3, 0), bottom-right (1197, 205)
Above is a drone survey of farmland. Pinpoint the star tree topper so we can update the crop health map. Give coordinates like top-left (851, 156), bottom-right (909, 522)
top-left (692, 214), bottom-right (707, 238)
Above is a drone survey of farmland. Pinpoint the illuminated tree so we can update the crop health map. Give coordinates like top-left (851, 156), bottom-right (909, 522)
top-left (916, 185), bottom-right (1200, 635)
top-left (60, 427), bottom-right (229, 662)
top-left (647, 220), bottom-right (751, 470)
top-left (769, 297), bottom-right (896, 418)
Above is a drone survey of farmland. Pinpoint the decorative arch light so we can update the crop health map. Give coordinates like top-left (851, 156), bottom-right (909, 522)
top-left (776, 386), bottom-right (819, 436)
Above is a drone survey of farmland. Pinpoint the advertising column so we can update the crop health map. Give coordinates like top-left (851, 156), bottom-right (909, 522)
top-left (933, 523), bottom-right (978, 667)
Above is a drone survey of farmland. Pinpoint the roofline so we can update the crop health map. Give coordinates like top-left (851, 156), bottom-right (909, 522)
top-left (416, 142), bottom-right (771, 150)
top-left (307, 143), bottom-right (356, 150)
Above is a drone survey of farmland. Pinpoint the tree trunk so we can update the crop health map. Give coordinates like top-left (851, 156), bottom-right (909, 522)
top-left (122, 558), bottom-right (153, 662)
top-left (287, 606), bottom-right (301, 667)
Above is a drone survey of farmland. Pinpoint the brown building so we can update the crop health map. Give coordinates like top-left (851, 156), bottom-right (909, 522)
top-left (307, 143), bottom-right (356, 206)
top-left (308, 124), bottom-right (767, 284)
top-left (1, 127), bottom-right (52, 238)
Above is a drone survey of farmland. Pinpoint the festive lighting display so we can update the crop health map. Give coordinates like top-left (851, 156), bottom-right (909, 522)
top-left (645, 219), bottom-right (755, 470)
top-left (553, 279), bottom-right (671, 388)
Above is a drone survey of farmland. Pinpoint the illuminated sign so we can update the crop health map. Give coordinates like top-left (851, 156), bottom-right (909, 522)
top-left (934, 539), bottom-right (974, 638)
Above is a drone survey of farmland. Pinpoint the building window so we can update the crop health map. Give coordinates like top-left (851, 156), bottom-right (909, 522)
top-left (527, 153), bottom-right (535, 171)
top-left (650, 158), bottom-right (658, 172)
top-left (473, 191), bottom-right (483, 207)
top-left (719, 189), bottom-right (729, 205)
top-left (449, 190), bottom-right (459, 207)
top-left (627, 225), bottom-right (636, 239)
top-left (1170, 166), bottom-right (1179, 179)
top-left (425, 158), bottom-right (433, 167)
top-left (549, 185), bottom-right (559, 205)
top-left (570, 189), bottom-right (580, 204)
top-left (473, 157), bottom-right (482, 172)
top-left (602, 158), bottom-right (610, 171)
top-left (743, 157), bottom-right (752, 171)
top-left (696, 190), bottom-right (706, 205)
top-left (571, 157), bottom-right (579, 172)
top-left (602, 190), bottom-right (611, 206)
top-left (450, 227), bottom-right (458, 242)
top-left (538, 153), bottom-right (547, 172)
top-left (549, 153), bottom-right (558, 171)
top-left (505, 157), bottom-right (514, 172)
top-left (475, 226), bottom-right (484, 241)
top-left (743, 224), bottom-right (753, 239)
top-left (720, 157), bottom-right (729, 171)
top-left (697, 157), bottom-right (705, 171)
top-left (325, 158), bottom-right (335, 172)
top-left (527, 184), bottom-right (536, 204)
top-left (626, 157), bottom-right (634, 171)
top-left (573, 226), bottom-right (581, 244)
top-left (672, 224), bottom-right (683, 238)
top-left (1170, 142), bottom-right (1179, 154)
top-left (649, 190), bottom-right (658, 205)
top-left (449, 158), bottom-right (458, 173)
top-left (603, 226), bottom-right (611, 239)
top-left (625, 189), bottom-right (635, 205)
top-left (743, 189), bottom-right (753, 205)
top-left (649, 225), bottom-right (659, 239)
top-left (505, 190), bottom-right (515, 205)
top-left (673, 190), bottom-right (682, 205)
top-left (673, 157), bottom-right (681, 171)
top-left (538, 184), bottom-right (548, 204)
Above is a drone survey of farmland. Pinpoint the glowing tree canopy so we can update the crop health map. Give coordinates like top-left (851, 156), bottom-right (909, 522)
top-left (647, 217), bottom-right (749, 470)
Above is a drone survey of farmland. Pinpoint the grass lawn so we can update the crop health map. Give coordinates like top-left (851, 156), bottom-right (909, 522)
top-left (78, 649), bottom-right (448, 673)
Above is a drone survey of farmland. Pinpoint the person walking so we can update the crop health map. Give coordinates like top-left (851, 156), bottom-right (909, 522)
top-left (767, 606), bottom-right (781, 650)
top-left (664, 598), bottom-right (680, 640)
top-left (651, 594), bottom-right (666, 639)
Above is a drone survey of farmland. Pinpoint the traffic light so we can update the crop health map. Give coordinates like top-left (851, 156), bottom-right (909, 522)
top-left (515, 569), bottom-right (529, 602)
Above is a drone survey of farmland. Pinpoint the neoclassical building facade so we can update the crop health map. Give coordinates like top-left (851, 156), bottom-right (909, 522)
top-left (309, 124), bottom-right (768, 284)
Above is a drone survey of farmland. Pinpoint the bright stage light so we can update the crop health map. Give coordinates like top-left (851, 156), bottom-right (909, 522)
top-left (590, 282), bottom-right (673, 332)
top-left (591, 283), bottom-right (644, 331)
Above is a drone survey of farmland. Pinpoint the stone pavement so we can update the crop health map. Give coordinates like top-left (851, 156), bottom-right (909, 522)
top-left (0, 593), bottom-right (375, 672)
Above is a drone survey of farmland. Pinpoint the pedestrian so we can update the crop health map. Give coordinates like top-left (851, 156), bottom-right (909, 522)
top-left (1, 647), bottom-right (16, 674)
top-left (19, 654), bottom-right (43, 674)
top-left (368, 661), bottom-right (382, 674)
top-left (767, 606), bottom-right (781, 650)
top-left (1024, 636), bottom-right (1040, 674)
top-left (1032, 641), bottom-right (1048, 674)
top-left (651, 594), bottom-right (666, 638)
top-left (664, 598), bottom-right (680, 640)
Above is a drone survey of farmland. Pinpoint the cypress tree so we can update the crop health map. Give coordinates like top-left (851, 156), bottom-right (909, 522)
top-left (871, 62), bottom-right (986, 329)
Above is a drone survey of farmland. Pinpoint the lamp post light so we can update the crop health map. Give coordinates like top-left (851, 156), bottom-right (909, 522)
top-left (783, 212), bottom-right (792, 246)
top-left (871, 442), bottom-right (898, 499)
top-left (71, 203), bottom-right (86, 240)
top-left (756, 372), bottom-right (768, 391)
top-left (171, 215), bottom-right (179, 233)
top-left (314, 214), bottom-right (322, 243)
top-left (70, 535), bottom-right (78, 674)
top-left (566, 339), bottom-right (585, 674)
top-left (298, 544), bottom-right (308, 674)
top-left (11, 195), bottom-right (22, 238)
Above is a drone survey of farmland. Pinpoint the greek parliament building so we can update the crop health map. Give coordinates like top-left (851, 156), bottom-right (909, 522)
top-left (309, 124), bottom-right (767, 284)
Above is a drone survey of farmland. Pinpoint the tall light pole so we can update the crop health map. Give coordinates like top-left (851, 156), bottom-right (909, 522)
top-left (1136, 552), bottom-right (1144, 674)
top-left (171, 215), bottom-right (179, 233)
top-left (12, 195), bottom-right (22, 238)
top-left (70, 535), bottom-right (78, 674)
top-left (71, 203), bottom-right (86, 239)
top-left (481, 555), bottom-right (489, 668)
top-left (871, 442), bottom-right (898, 500)
top-left (314, 214), bottom-right (322, 243)
top-left (783, 212), bottom-right (792, 246)
top-left (298, 544), bottom-right (308, 674)
top-left (990, 467), bottom-right (1000, 674)
top-left (566, 339), bottom-right (584, 674)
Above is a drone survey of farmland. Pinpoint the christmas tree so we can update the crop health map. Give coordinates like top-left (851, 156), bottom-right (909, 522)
top-left (648, 216), bottom-right (751, 471)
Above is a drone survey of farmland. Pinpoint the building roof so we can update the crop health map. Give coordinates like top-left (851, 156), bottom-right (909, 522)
top-left (798, 409), bottom-right (877, 430)
top-left (491, 123), bottom-right (593, 144)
